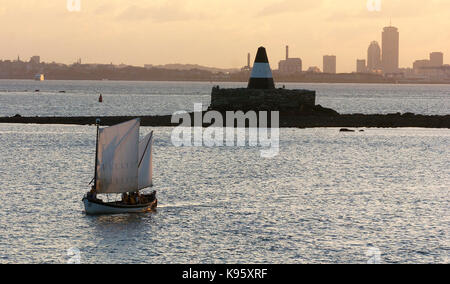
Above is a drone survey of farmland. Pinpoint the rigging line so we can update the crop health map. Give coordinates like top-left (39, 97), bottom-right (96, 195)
top-left (138, 131), bottom-right (153, 168)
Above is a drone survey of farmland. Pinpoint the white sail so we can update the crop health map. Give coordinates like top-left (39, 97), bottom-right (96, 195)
top-left (138, 131), bottom-right (153, 190)
top-left (96, 119), bottom-right (140, 193)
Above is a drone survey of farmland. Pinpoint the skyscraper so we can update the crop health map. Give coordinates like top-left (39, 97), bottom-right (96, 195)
top-left (382, 26), bottom-right (399, 74)
top-left (323, 55), bottom-right (336, 74)
top-left (367, 41), bottom-right (381, 72)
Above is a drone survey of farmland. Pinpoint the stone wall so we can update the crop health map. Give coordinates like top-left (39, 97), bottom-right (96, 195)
top-left (209, 87), bottom-right (316, 112)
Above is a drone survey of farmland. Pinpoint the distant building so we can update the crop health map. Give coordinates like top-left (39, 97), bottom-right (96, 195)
top-left (323, 55), bottom-right (336, 74)
top-left (413, 59), bottom-right (431, 74)
top-left (413, 51), bottom-right (445, 77)
top-left (241, 52), bottom-right (251, 71)
top-left (30, 56), bottom-right (40, 65)
top-left (412, 57), bottom-right (450, 81)
top-left (306, 66), bottom-right (321, 73)
top-left (116, 64), bottom-right (129, 69)
top-left (278, 45), bottom-right (302, 74)
top-left (279, 58), bottom-right (302, 73)
top-left (399, 67), bottom-right (416, 79)
top-left (356, 59), bottom-right (367, 73)
top-left (416, 65), bottom-right (450, 81)
top-left (429, 52), bottom-right (444, 67)
top-left (382, 26), bottom-right (399, 74)
top-left (367, 41), bottom-right (381, 72)
top-left (144, 64), bottom-right (153, 69)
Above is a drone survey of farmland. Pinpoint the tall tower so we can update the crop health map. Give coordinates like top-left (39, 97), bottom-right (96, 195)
top-left (286, 45), bottom-right (289, 60)
top-left (247, 53), bottom-right (251, 68)
top-left (382, 26), bottom-right (399, 74)
top-left (367, 41), bottom-right (381, 72)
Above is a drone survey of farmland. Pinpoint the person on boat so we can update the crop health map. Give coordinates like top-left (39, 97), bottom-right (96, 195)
top-left (135, 191), bottom-right (141, 204)
top-left (87, 186), bottom-right (99, 201)
top-left (121, 193), bottom-right (129, 204)
top-left (129, 192), bottom-right (136, 205)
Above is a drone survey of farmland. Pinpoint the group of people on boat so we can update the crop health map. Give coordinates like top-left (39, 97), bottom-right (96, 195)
top-left (121, 192), bottom-right (147, 205)
top-left (86, 186), bottom-right (155, 206)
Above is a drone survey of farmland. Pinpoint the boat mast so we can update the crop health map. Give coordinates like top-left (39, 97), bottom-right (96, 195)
top-left (93, 118), bottom-right (100, 190)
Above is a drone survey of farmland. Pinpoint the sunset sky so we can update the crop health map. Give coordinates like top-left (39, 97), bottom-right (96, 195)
top-left (0, 0), bottom-right (449, 72)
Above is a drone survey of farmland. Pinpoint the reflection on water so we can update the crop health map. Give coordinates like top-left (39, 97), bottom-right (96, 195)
top-left (88, 213), bottom-right (152, 227)
top-left (86, 213), bottom-right (157, 241)
top-left (0, 124), bottom-right (449, 263)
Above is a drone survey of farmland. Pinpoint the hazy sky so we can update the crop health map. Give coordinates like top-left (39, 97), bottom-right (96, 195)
top-left (0, 0), bottom-right (449, 72)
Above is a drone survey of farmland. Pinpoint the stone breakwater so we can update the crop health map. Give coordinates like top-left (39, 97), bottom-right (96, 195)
top-left (209, 86), bottom-right (316, 112)
top-left (1, 112), bottom-right (449, 128)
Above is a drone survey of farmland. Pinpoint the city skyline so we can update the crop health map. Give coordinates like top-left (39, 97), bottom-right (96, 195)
top-left (4, 34), bottom-right (445, 76)
top-left (0, 0), bottom-right (449, 73)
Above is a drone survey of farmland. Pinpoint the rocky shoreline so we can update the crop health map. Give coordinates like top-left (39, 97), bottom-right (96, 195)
top-left (1, 111), bottom-right (449, 128)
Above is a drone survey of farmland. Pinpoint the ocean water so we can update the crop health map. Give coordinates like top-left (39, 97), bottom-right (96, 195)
top-left (0, 124), bottom-right (448, 263)
top-left (0, 80), bottom-right (449, 116)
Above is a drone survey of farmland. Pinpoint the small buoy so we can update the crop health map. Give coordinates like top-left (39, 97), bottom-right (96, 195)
top-left (98, 94), bottom-right (103, 103)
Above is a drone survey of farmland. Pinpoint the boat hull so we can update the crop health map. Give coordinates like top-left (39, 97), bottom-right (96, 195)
top-left (83, 197), bottom-right (157, 215)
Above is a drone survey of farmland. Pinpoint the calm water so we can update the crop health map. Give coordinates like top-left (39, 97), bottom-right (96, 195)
top-left (0, 80), bottom-right (449, 116)
top-left (0, 124), bottom-right (448, 263)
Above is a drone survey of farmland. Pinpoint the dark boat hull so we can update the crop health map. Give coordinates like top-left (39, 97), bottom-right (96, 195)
top-left (83, 194), bottom-right (157, 215)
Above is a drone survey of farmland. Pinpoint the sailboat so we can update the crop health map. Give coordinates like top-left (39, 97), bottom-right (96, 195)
top-left (82, 118), bottom-right (157, 215)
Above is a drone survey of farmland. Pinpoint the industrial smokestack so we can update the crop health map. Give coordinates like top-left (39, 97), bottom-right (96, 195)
top-left (247, 53), bottom-right (251, 68)
top-left (286, 45), bottom-right (289, 60)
